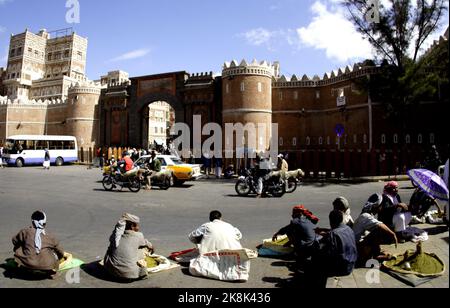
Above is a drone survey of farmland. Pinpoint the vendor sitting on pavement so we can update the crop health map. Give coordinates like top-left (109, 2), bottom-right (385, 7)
top-left (103, 213), bottom-right (154, 281)
top-left (333, 197), bottom-right (354, 228)
top-left (378, 181), bottom-right (412, 241)
top-left (353, 193), bottom-right (398, 264)
top-left (409, 187), bottom-right (443, 223)
top-left (12, 211), bottom-right (65, 278)
top-left (308, 210), bottom-right (357, 287)
top-left (272, 205), bottom-right (320, 270)
top-left (188, 211), bottom-right (242, 254)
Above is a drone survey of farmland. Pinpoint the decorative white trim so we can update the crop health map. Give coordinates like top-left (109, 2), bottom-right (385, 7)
top-left (222, 108), bottom-right (272, 114)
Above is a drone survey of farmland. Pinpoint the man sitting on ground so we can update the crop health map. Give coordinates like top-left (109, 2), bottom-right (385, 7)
top-left (12, 211), bottom-right (65, 278)
top-left (353, 193), bottom-right (398, 264)
top-left (272, 205), bottom-right (320, 270)
top-left (104, 213), bottom-right (154, 281)
top-left (308, 210), bottom-right (357, 287)
top-left (188, 211), bottom-right (242, 254)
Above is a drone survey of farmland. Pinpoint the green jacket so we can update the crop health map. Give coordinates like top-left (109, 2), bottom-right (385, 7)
top-left (150, 158), bottom-right (162, 172)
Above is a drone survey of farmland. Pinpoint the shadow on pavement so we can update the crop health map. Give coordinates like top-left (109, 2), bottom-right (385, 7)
top-left (80, 261), bottom-right (133, 284)
top-left (422, 225), bottom-right (449, 235)
top-left (0, 259), bottom-right (53, 281)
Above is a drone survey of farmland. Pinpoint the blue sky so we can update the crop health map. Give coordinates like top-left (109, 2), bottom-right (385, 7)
top-left (0, 0), bottom-right (448, 80)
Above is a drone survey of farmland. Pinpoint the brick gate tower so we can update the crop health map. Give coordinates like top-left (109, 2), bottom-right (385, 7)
top-left (222, 59), bottom-right (279, 154)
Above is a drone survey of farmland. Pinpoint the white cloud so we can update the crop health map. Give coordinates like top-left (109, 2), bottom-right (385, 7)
top-left (239, 28), bottom-right (277, 47)
top-left (109, 48), bottom-right (150, 62)
top-left (297, 1), bottom-right (373, 63)
top-left (238, 28), bottom-right (299, 52)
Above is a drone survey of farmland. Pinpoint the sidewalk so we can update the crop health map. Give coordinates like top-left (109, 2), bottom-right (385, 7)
top-left (327, 224), bottom-right (449, 288)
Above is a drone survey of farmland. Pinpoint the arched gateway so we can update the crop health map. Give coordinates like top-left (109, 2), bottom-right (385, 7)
top-left (100, 71), bottom-right (222, 148)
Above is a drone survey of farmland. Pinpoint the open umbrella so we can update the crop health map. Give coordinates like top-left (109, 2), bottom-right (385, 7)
top-left (407, 169), bottom-right (449, 201)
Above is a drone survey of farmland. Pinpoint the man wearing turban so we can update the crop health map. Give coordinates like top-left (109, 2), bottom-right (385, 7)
top-left (104, 213), bottom-right (154, 281)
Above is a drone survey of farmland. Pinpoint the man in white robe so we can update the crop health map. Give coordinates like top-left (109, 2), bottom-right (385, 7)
top-left (188, 211), bottom-right (242, 254)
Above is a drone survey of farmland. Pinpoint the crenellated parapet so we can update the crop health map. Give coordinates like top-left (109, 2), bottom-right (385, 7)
top-left (68, 81), bottom-right (101, 95)
top-left (273, 61), bottom-right (379, 88)
top-left (222, 59), bottom-right (277, 78)
top-left (0, 95), bottom-right (68, 106)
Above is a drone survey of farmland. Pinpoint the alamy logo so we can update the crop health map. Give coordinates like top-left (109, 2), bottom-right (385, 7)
top-left (365, 0), bottom-right (380, 24)
top-left (66, 0), bottom-right (80, 24)
top-left (365, 259), bottom-right (381, 284)
top-left (65, 267), bottom-right (81, 284)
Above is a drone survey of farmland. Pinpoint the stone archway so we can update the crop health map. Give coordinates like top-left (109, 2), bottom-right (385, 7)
top-left (129, 92), bottom-right (185, 147)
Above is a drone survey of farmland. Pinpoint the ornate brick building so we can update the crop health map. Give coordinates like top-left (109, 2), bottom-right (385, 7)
top-left (1, 27), bottom-right (448, 171)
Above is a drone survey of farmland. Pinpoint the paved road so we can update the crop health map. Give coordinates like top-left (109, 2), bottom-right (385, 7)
top-left (0, 166), bottom-right (447, 288)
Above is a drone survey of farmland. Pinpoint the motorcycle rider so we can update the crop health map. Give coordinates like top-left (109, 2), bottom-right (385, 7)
top-left (118, 151), bottom-right (135, 177)
top-left (255, 152), bottom-right (272, 198)
top-left (276, 154), bottom-right (289, 190)
top-left (141, 151), bottom-right (162, 190)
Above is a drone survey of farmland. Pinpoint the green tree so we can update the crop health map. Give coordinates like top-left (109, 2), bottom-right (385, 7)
top-left (344, 0), bottom-right (448, 119)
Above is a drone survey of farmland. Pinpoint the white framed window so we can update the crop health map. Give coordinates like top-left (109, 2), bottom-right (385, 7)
top-left (279, 137), bottom-right (284, 146)
top-left (292, 137), bottom-right (297, 146)
top-left (240, 82), bottom-right (245, 92)
top-left (258, 82), bottom-right (262, 93)
top-left (294, 91), bottom-right (299, 100)
top-left (430, 133), bottom-right (435, 144)
top-left (405, 135), bottom-right (411, 144)
top-left (363, 134), bottom-right (367, 144)
top-left (418, 134), bottom-right (423, 144)
top-left (381, 134), bottom-right (386, 144)
top-left (319, 137), bottom-right (323, 145)
top-left (393, 134), bottom-right (398, 144)
top-left (306, 136), bottom-right (311, 146)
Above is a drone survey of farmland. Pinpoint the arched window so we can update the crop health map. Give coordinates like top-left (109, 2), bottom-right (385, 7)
top-left (306, 136), bottom-right (311, 146)
top-left (319, 137), bottom-right (323, 145)
top-left (279, 137), bottom-right (283, 146)
top-left (363, 134), bottom-right (367, 144)
top-left (381, 134), bottom-right (386, 144)
top-left (279, 91), bottom-right (283, 101)
top-left (417, 134), bottom-right (423, 144)
top-left (257, 82), bottom-right (262, 93)
top-left (225, 83), bottom-right (229, 94)
top-left (393, 134), bottom-right (398, 144)
top-left (430, 133), bottom-right (435, 144)
top-left (240, 82), bottom-right (245, 92)
top-left (292, 137), bottom-right (297, 146)
top-left (294, 91), bottom-right (298, 100)
top-left (353, 134), bottom-right (357, 144)
top-left (326, 136), bottom-right (330, 145)
top-left (405, 135), bottom-right (411, 144)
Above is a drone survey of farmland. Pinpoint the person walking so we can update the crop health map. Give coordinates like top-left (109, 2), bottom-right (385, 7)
top-left (0, 146), bottom-right (4, 169)
top-left (43, 149), bottom-right (51, 170)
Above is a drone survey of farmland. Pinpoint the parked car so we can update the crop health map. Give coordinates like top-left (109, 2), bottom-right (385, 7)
top-left (135, 155), bottom-right (202, 186)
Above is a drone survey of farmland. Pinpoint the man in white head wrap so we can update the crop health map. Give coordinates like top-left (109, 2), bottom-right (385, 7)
top-left (104, 213), bottom-right (154, 280)
top-left (12, 211), bottom-right (65, 274)
top-left (353, 194), bottom-right (398, 264)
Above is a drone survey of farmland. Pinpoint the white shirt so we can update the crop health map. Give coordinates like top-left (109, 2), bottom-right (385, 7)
top-left (189, 220), bottom-right (242, 254)
top-left (353, 213), bottom-right (383, 242)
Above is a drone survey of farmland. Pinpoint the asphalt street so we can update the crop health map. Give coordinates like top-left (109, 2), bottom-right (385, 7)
top-left (0, 165), bottom-right (444, 288)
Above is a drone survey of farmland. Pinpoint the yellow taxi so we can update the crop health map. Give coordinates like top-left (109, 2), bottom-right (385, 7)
top-left (134, 155), bottom-right (202, 186)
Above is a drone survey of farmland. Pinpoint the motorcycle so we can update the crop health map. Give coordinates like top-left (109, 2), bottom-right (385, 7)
top-left (102, 163), bottom-right (141, 193)
top-left (235, 168), bottom-right (286, 198)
